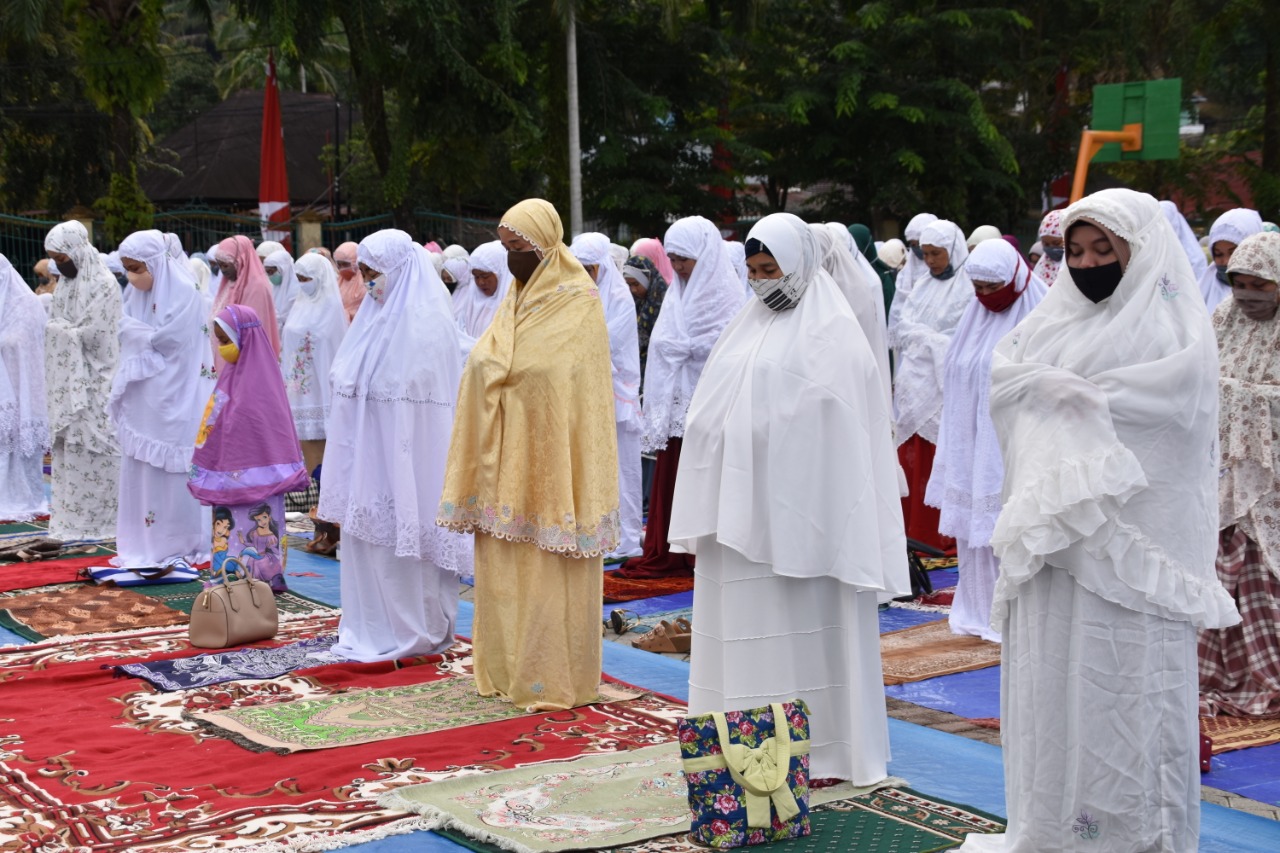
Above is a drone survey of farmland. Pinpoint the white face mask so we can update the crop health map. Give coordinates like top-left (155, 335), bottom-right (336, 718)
top-left (298, 276), bottom-right (319, 297)
top-left (748, 270), bottom-right (807, 311)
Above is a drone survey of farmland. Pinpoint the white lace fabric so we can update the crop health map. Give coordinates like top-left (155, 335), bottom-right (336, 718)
top-left (1215, 231), bottom-right (1280, 580)
top-left (641, 216), bottom-right (747, 452)
top-left (44, 220), bottom-right (122, 455)
top-left (282, 254), bottom-right (347, 441)
top-left (318, 230), bottom-right (472, 575)
top-left (925, 239), bottom-right (1047, 546)
top-left (0, 254), bottom-right (49, 455)
top-left (988, 188), bottom-right (1239, 630)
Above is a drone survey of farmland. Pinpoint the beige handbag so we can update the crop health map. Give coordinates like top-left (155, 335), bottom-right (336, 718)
top-left (189, 558), bottom-right (279, 649)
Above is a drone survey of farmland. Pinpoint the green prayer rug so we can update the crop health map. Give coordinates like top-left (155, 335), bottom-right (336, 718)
top-left (381, 744), bottom-right (935, 853)
top-left (191, 677), bottom-right (642, 754)
top-left (135, 581), bottom-right (332, 616)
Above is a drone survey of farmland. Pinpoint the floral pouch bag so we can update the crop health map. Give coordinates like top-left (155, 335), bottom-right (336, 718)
top-left (678, 700), bottom-right (811, 848)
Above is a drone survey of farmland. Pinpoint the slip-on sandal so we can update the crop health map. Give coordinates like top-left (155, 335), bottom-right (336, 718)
top-left (609, 609), bottom-right (639, 635)
top-left (631, 620), bottom-right (691, 654)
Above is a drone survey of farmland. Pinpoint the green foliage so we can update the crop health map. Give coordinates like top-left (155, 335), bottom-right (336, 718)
top-left (95, 163), bottom-right (155, 242)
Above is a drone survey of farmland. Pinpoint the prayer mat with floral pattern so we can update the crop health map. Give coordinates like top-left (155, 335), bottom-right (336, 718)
top-left (880, 619), bottom-right (1002, 686)
top-left (0, 583), bottom-right (185, 639)
top-left (0, 614), bottom-right (687, 851)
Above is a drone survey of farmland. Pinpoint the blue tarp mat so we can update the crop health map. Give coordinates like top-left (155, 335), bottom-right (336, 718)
top-left (885, 662), bottom-right (1002, 720)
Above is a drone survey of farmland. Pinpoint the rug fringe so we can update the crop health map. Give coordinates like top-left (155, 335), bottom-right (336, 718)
top-left (0, 608), bottom-right (342, 650)
top-left (184, 713), bottom-right (291, 755)
top-left (887, 601), bottom-right (952, 614)
top-left (378, 791), bottom-right (540, 853)
top-left (235, 815), bottom-right (437, 852)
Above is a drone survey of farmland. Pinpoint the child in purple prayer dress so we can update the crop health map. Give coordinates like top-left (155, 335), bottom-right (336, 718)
top-left (188, 305), bottom-right (308, 592)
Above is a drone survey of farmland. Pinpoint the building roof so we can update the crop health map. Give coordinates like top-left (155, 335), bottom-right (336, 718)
top-left (141, 89), bottom-right (355, 206)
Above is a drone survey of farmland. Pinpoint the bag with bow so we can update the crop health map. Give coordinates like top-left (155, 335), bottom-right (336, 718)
top-left (678, 700), bottom-right (811, 848)
top-left (188, 557), bottom-right (279, 649)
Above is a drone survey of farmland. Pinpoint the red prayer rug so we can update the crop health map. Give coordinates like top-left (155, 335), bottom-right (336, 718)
top-left (603, 570), bottom-right (695, 603)
top-left (0, 614), bottom-right (685, 850)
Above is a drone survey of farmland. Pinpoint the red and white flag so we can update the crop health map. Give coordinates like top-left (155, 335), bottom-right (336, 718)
top-left (259, 51), bottom-right (291, 250)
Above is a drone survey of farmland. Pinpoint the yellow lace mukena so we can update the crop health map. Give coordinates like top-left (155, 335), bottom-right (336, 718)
top-left (436, 198), bottom-right (620, 557)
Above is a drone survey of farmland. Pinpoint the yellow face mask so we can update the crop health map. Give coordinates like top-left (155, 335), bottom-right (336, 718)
top-left (218, 342), bottom-right (240, 364)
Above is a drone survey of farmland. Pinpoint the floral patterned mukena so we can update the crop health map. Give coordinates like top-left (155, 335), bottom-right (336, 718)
top-left (288, 333), bottom-right (314, 396)
top-left (678, 700), bottom-right (811, 848)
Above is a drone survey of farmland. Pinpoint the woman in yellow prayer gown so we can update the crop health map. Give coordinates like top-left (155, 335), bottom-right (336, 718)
top-left (438, 198), bottom-right (619, 712)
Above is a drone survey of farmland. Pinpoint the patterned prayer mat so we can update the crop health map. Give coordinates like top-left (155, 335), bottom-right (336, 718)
top-left (604, 570), bottom-right (695, 603)
top-left (606, 788), bottom-right (1005, 853)
top-left (881, 619), bottom-right (1002, 686)
top-left (113, 634), bottom-right (339, 690)
top-left (1201, 714), bottom-right (1280, 755)
top-left (385, 744), bottom-right (911, 853)
top-left (191, 677), bottom-right (645, 754)
top-left (0, 583), bottom-right (186, 639)
top-left (0, 615), bottom-right (688, 850)
top-left (0, 581), bottom-right (333, 640)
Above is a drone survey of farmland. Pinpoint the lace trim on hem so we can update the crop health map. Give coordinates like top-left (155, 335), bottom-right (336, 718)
top-left (0, 406), bottom-right (50, 456)
top-left (115, 419), bottom-right (194, 474)
top-left (436, 497), bottom-right (621, 559)
top-left (332, 389), bottom-right (452, 408)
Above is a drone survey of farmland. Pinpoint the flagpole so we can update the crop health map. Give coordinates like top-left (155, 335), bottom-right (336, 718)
top-left (566, 6), bottom-right (583, 238)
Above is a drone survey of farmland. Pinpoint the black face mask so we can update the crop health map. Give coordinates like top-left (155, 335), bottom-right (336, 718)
top-left (58, 259), bottom-right (78, 279)
top-left (507, 248), bottom-right (540, 283)
top-left (910, 244), bottom-right (924, 260)
top-left (1043, 246), bottom-right (1065, 263)
top-left (930, 264), bottom-right (955, 281)
top-left (1215, 263), bottom-right (1230, 285)
top-left (115, 272), bottom-right (128, 289)
top-left (1069, 261), bottom-right (1124, 303)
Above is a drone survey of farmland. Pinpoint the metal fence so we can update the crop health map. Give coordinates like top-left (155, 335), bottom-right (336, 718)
top-left (0, 213), bottom-right (64, 287)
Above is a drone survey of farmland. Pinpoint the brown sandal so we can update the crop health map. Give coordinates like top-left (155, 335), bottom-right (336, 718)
top-left (631, 620), bottom-right (691, 654)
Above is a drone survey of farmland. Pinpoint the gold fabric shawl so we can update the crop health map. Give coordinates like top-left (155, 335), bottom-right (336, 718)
top-left (438, 199), bottom-right (620, 556)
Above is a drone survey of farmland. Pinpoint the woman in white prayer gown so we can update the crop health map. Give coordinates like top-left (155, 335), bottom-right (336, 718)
top-left (671, 212), bottom-right (909, 785)
top-left (571, 233), bottom-right (644, 559)
top-left (317, 229), bottom-right (472, 662)
top-left (283, 253), bottom-right (347, 475)
top-left (110, 231), bottom-right (214, 567)
top-left (0, 254), bottom-right (49, 521)
top-left (890, 219), bottom-right (972, 549)
top-left (924, 239), bottom-right (1046, 642)
top-left (1159, 200), bottom-right (1208, 282)
top-left (958, 189), bottom-right (1240, 852)
top-left (1197, 207), bottom-right (1264, 312)
top-left (888, 211), bottom-right (937, 335)
top-left (452, 241), bottom-right (514, 358)
top-left (44, 221), bottom-right (122, 541)
top-left (263, 249), bottom-right (302, 336)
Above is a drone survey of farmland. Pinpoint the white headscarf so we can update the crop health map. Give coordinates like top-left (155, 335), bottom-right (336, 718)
top-left (724, 239), bottom-right (750, 298)
top-left (256, 240), bottom-right (284, 261)
top-left (669, 212), bottom-right (908, 593)
top-left (1198, 207), bottom-right (1264, 312)
top-left (442, 244), bottom-right (469, 261)
top-left (164, 233), bottom-right (187, 263)
top-left (110, 229), bottom-right (212, 473)
top-left (319, 229), bottom-right (470, 573)
top-left (895, 213), bottom-right (937, 294)
top-left (1216, 231), bottom-right (1280, 580)
top-left (966, 224), bottom-right (1003, 249)
top-left (1159, 200), bottom-right (1208, 281)
top-left (811, 223), bottom-right (892, 420)
top-left (571, 232), bottom-right (642, 428)
top-left (642, 215), bottom-right (747, 451)
top-left (0, 253), bottom-right (49, 457)
top-left (43, 220), bottom-right (121, 454)
top-left (825, 222), bottom-right (888, 331)
top-left (264, 248), bottom-right (301, 332)
top-left (879, 238), bottom-right (907, 270)
top-left (890, 219), bottom-right (974, 444)
top-left (188, 256), bottom-right (211, 293)
top-left (988, 188), bottom-right (1237, 630)
top-left (283, 253), bottom-right (348, 440)
top-left (925, 238), bottom-right (1047, 546)
top-left (609, 243), bottom-right (629, 273)
top-left (452, 240), bottom-right (513, 340)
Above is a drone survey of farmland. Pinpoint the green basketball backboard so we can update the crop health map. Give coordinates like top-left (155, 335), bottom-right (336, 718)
top-left (1091, 78), bottom-right (1182, 162)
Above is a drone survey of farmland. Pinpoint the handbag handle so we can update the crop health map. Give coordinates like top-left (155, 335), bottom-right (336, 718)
top-left (213, 557), bottom-right (267, 611)
top-left (712, 703), bottom-right (801, 829)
